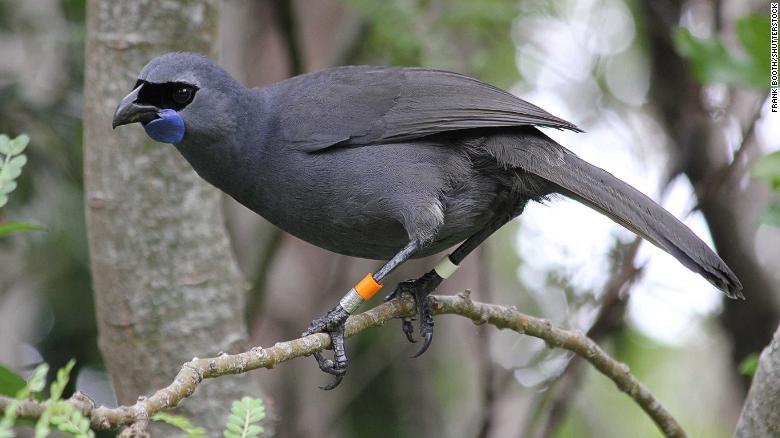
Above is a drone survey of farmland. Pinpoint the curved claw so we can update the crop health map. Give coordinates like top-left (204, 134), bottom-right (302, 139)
top-left (314, 350), bottom-right (346, 390)
top-left (305, 306), bottom-right (349, 390)
top-left (319, 375), bottom-right (344, 391)
top-left (402, 318), bottom-right (416, 343)
top-left (386, 281), bottom-right (420, 343)
top-left (411, 331), bottom-right (433, 358)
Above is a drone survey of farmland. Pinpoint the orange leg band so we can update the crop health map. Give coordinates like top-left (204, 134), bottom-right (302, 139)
top-left (355, 273), bottom-right (383, 300)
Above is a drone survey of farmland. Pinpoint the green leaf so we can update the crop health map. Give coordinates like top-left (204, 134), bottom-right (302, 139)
top-left (739, 352), bottom-right (760, 377)
top-left (736, 14), bottom-right (771, 78)
top-left (674, 14), bottom-right (770, 88)
top-left (50, 402), bottom-right (94, 438)
top-left (246, 425), bottom-right (264, 436)
top-left (0, 155), bottom-right (27, 181)
top-left (0, 180), bottom-right (17, 195)
top-left (224, 396), bottom-right (265, 438)
top-left (151, 412), bottom-right (192, 430)
top-left (0, 133), bottom-right (31, 208)
top-left (34, 409), bottom-right (51, 438)
top-left (49, 359), bottom-right (75, 401)
top-left (674, 29), bottom-right (754, 86)
top-left (0, 156), bottom-right (25, 184)
top-left (151, 412), bottom-right (206, 438)
top-left (753, 151), bottom-right (780, 190)
top-left (0, 134), bottom-right (28, 156)
top-left (0, 222), bottom-right (47, 237)
top-left (0, 135), bottom-right (10, 155)
top-left (0, 425), bottom-right (13, 438)
top-left (0, 364), bottom-right (26, 397)
top-left (0, 399), bottom-right (20, 436)
top-left (26, 363), bottom-right (49, 395)
top-left (7, 134), bottom-right (29, 156)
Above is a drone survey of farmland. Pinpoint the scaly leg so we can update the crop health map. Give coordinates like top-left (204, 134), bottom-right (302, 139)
top-left (386, 203), bottom-right (521, 357)
top-left (303, 240), bottom-right (419, 390)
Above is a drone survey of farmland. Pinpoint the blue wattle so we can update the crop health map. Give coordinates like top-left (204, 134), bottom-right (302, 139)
top-left (143, 109), bottom-right (185, 144)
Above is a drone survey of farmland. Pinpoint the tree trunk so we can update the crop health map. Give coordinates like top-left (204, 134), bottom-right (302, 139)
top-left (83, 1), bottom-right (261, 433)
top-left (734, 324), bottom-right (780, 437)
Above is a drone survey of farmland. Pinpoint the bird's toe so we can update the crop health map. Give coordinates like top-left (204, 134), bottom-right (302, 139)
top-left (305, 307), bottom-right (349, 390)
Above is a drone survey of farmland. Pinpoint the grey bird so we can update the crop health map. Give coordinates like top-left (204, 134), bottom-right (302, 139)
top-left (112, 52), bottom-right (742, 389)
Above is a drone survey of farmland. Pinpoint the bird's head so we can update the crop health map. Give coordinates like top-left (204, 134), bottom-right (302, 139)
top-left (112, 52), bottom-right (242, 145)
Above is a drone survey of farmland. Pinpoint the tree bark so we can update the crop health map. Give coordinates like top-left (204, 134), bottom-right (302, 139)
top-left (735, 324), bottom-right (780, 437)
top-left (83, 0), bottom-right (260, 433)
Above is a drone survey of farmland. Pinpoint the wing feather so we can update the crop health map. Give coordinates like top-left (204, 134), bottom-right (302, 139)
top-left (264, 66), bottom-right (580, 152)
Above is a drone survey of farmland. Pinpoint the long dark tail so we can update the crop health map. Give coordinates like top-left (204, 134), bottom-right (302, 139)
top-left (486, 128), bottom-right (743, 298)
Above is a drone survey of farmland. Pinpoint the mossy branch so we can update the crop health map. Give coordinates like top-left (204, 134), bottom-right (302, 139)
top-left (0, 293), bottom-right (687, 438)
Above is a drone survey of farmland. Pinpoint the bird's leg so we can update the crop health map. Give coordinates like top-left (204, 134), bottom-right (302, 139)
top-left (303, 240), bottom-right (419, 390)
top-left (385, 256), bottom-right (452, 356)
top-left (386, 202), bottom-right (520, 356)
top-left (385, 268), bottom-right (445, 356)
top-left (302, 305), bottom-right (350, 389)
top-left (383, 280), bottom-right (417, 343)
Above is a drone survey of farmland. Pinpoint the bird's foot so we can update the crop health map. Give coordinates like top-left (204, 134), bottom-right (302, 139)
top-left (384, 270), bottom-right (443, 357)
top-left (302, 304), bottom-right (350, 390)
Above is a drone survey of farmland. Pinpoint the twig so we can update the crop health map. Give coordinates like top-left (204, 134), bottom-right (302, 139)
top-left (535, 237), bottom-right (643, 438)
top-left (714, 97), bottom-right (765, 189)
top-left (0, 293), bottom-right (687, 438)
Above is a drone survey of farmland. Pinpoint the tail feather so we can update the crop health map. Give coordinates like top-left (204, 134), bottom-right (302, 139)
top-left (487, 129), bottom-right (743, 298)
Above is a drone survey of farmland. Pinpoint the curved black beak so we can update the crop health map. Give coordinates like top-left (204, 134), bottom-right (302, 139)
top-left (112, 85), bottom-right (159, 129)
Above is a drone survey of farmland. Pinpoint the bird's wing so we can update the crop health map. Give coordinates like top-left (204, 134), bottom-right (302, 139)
top-left (266, 66), bottom-right (580, 152)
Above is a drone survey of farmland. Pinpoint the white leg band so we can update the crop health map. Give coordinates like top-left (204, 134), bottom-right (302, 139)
top-left (434, 255), bottom-right (458, 279)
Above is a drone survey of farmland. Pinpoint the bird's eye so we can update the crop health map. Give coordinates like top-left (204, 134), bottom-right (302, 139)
top-left (171, 86), bottom-right (193, 104)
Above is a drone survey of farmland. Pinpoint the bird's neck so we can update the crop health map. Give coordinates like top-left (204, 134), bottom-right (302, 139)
top-left (173, 88), bottom-right (277, 218)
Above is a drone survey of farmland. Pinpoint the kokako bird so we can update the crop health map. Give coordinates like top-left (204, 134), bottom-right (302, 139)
top-left (112, 52), bottom-right (743, 389)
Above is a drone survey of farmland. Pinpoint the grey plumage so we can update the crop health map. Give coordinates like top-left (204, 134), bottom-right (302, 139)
top-left (117, 52), bottom-right (743, 299)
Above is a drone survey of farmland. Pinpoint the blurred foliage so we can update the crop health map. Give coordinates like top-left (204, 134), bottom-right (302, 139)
top-left (738, 353), bottom-right (759, 377)
top-left (753, 151), bottom-right (780, 228)
top-left (0, 364), bottom-right (43, 436)
top-left (0, 134), bottom-right (29, 208)
top-left (344, 0), bottom-right (519, 87)
top-left (753, 151), bottom-right (780, 190)
top-left (677, 8), bottom-right (780, 234)
top-left (0, 0), bottom-right (96, 401)
top-left (0, 361), bottom-right (265, 438)
top-left (0, 360), bottom-right (94, 438)
top-left (223, 396), bottom-right (266, 438)
top-left (554, 326), bottom-right (733, 438)
top-left (0, 365), bottom-right (26, 398)
top-left (0, 134), bottom-right (45, 236)
top-left (760, 202), bottom-right (780, 229)
top-left (151, 413), bottom-right (207, 438)
top-left (149, 396), bottom-right (266, 438)
top-left (674, 14), bottom-right (771, 89)
top-left (0, 222), bottom-right (46, 237)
